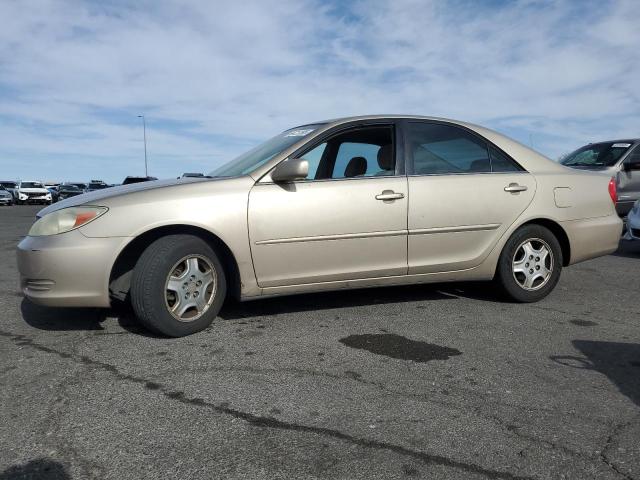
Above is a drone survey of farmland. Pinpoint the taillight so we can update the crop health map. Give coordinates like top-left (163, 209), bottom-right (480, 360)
top-left (608, 177), bottom-right (617, 204)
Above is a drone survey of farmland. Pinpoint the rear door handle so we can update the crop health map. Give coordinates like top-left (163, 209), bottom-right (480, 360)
top-left (504, 183), bottom-right (528, 193)
top-left (375, 190), bottom-right (405, 201)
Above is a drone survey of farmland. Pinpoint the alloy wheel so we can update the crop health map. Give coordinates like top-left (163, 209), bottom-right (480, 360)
top-left (512, 238), bottom-right (554, 291)
top-left (164, 255), bottom-right (216, 322)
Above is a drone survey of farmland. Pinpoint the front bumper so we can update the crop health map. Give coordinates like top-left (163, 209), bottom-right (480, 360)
top-left (0, 197), bottom-right (12, 204)
top-left (19, 195), bottom-right (51, 203)
top-left (17, 230), bottom-right (129, 307)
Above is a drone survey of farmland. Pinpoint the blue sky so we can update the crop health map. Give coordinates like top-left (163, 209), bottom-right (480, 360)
top-left (1, 0), bottom-right (639, 183)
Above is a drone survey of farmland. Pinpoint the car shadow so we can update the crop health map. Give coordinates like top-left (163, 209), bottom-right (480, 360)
top-left (218, 281), bottom-right (508, 320)
top-left (20, 298), bottom-right (167, 338)
top-left (20, 282), bottom-right (508, 333)
top-left (612, 240), bottom-right (640, 259)
top-left (20, 298), bottom-right (107, 331)
top-left (550, 340), bottom-right (640, 407)
top-left (0, 458), bottom-right (70, 480)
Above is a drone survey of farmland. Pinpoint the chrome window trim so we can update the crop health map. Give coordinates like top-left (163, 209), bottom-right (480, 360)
top-left (406, 171), bottom-right (530, 178)
top-left (256, 174), bottom-right (406, 186)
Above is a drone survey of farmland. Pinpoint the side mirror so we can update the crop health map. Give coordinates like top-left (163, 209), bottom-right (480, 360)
top-left (271, 158), bottom-right (309, 183)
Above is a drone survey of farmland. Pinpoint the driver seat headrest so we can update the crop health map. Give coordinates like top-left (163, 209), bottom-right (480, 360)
top-left (377, 144), bottom-right (393, 171)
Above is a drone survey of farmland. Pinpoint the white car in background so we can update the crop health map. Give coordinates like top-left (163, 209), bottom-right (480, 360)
top-left (16, 181), bottom-right (52, 205)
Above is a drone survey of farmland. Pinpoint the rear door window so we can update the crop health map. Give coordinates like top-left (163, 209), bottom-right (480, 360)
top-left (406, 122), bottom-right (491, 174)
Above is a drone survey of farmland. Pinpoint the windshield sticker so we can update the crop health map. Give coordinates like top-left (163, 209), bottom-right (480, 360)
top-left (612, 143), bottom-right (631, 148)
top-left (285, 128), bottom-right (315, 137)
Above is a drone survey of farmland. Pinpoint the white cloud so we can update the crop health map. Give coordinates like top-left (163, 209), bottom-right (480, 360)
top-left (0, 0), bottom-right (639, 181)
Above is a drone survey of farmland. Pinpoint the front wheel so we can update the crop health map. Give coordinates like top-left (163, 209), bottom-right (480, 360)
top-left (130, 234), bottom-right (227, 337)
top-left (495, 225), bottom-right (563, 302)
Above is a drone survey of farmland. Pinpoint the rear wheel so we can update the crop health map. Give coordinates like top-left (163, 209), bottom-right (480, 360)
top-left (130, 234), bottom-right (227, 337)
top-left (495, 225), bottom-right (563, 302)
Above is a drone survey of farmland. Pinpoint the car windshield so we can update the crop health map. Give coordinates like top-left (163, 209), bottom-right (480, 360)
top-left (1, 182), bottom-right (16, 188)
top-left (63, 185), bottom-right (80, 191)
top-left (561, 142), bottom-right (633, 167)
top-left (21, 182), bottom-right (43, 188)
top-left (88, 183), bottom-right (107, 189)
top-left (208, 124), bottom-right (324, 177)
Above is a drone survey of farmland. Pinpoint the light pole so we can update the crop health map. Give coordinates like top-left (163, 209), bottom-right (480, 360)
top-left (138, 115), bottom-right (148, 177)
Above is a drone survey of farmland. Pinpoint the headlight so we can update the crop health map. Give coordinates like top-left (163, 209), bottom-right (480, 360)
top-left (28, 206), bottom-right (108, 236)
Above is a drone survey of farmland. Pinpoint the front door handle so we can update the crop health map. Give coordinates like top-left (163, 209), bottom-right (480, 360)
top-left (375, 190), bottom-right (405, 201)
top-left (504, 183), bottom-right (528, 193)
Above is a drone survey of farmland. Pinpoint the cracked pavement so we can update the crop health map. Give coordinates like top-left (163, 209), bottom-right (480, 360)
top-left (1, 206), bottom-right (639, 479)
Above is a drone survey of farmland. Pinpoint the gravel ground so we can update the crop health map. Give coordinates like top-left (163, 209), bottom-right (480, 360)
top-left (1, 205), bottom-right (639, 480)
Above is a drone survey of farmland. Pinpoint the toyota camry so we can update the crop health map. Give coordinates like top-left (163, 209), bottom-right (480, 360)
top-left (17, 116), bottom-right (623, 336)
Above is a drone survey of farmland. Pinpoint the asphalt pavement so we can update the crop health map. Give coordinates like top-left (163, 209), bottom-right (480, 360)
top-left (1, 205), bottom-right (639, 480)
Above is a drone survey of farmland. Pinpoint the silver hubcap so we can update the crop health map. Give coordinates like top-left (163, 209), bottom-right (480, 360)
top-left (512, 238), bottom-right (553, 291)
top-left (164, 255), bottom-right (216, 322)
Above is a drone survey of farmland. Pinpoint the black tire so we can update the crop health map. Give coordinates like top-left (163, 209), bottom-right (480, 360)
top-left (130, 234), bottom-right (227, 337)
top-left (495, 224), bottom-right (563, 303)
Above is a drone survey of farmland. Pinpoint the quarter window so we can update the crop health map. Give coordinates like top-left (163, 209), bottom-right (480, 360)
top-left (300, 142), bottom-right (327, 180)
top-left (489, 145), bottom-right (523, 172)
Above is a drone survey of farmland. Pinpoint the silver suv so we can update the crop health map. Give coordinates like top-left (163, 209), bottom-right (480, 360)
top-left (561, 139), bottom-right (640, 217)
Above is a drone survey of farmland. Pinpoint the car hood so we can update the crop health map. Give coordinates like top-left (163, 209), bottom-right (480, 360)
top-left (37, 177), bottom-right (213, 217)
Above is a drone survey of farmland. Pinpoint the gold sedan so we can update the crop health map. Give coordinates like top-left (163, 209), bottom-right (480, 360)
top-left (17, 116), bottom-right (622, 336)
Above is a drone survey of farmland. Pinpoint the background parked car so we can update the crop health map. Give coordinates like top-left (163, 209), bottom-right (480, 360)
top-left (57, 184), bottom-right (85, 200)
top-left (15, 180), bottom-right (52, 205)
top-left (561, 139), bottom-right (640, 217)
top-left (85, 180), bottom-right (110, 192)
top-left (66, 182), bottom-right (88, 192)
top-left (624, 199), bottom-right (640, 241)
top-left (180, 172), bottom-right (205, 178)
top-left (122, 176), bottom-right (158, 185)
top-left (46, 186), bottom-right (60, 203)
top-left (0, 181), bottom-right (17, 199)
top-left (0, 187), bottom-right (13, 205)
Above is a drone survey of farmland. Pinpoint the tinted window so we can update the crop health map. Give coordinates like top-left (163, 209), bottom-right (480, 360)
top-left (489, 145), bottom-right (523, 172)
top-left (407, 123), bottom-right (490, 175)
top-left (624, 145), bottom-right (640, 168)
top-left (21, 182), bottom-right (44, 188)
top-left (561, 142), bottom-right (632, 167)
